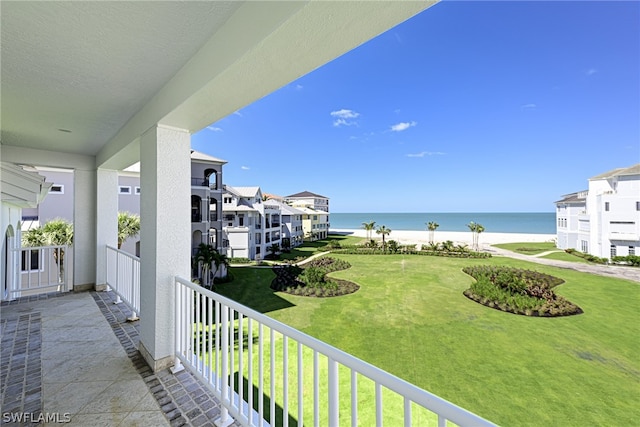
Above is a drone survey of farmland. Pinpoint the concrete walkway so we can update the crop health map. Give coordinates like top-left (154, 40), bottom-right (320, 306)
top-left (1, 291), bottom-right (241, 427)
top-left (485, 245), bottom-right (640, 283)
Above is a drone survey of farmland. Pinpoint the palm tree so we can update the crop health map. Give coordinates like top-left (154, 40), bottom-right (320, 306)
top-left (193, 243), bottom-right (217, 289)
top-left (362, 221), bottom-right (376, 240)
top-left (117, 211), bottom-right (140, 249)
top-left (467, 221), bottom-right (485, 251)
top-left (211, 250), bottom-right (230, 283)
top-left (267, 243), bottom-right (280, 259)
top-left (376, 225), bottom-right (391, 250)
top-left (426, 221), bottom-right (439, 244)
top-left (23, 218), bottom-right (73, 283)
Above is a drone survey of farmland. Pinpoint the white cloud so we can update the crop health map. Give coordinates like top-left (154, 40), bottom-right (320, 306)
top-left (206, 126), bottom-right (223, 132)
top-left (406, 151), bottom-right (445, 158)
top-left (233, 110), bottom-right (243, 117)
top-left (295, 84), bottom-right (303, 90)
top-left (241, 166), bottom-right (250, 170)
top-left (585, 68), bottom-right (598, 76)
top-left (330, 109), bottom-right (360, 127)
top-left (391, 121), bottom-right (417, 132)
top-left (331, 109), bottom-right (360, 119)
top-left (520, 103), bottom-right (537, 110)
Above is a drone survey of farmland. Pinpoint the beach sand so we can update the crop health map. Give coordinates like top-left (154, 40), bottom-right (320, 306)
top-left (330, 228), bottom-right (556, 249)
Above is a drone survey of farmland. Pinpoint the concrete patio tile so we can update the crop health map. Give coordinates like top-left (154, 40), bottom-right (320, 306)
top-left (120, 410), bottom-right (171, 426)
top-left (77, 379), bottom-right (149, 414)
top-left (42, 380), bottom-right (114, 415)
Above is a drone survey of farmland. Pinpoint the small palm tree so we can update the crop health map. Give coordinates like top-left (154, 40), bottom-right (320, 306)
top-left (23, 218), bottom-right (73, 283)
top-left (376, 225), bottom-right (392, 250)
top-left (268, 243), bottom-right (280, 259)
top-left (362, 221), bottom-right (376, 240)
top-left (211, 251), bottom-right (230, 283)
top-left (193, 243), bottom-right (217, 289)
top-left (117, 211), bottom-right (140, 249)
top-left (426, 221), bottom-right (439, 244)
top-left (467, 221), bottom-right (485, 251)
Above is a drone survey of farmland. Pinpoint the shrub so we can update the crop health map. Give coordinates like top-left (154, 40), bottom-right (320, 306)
top-left (612, 255), bottom-right (640, 267)
top-left (462, 266), bottom-right (582, 317)
top-left (270, 257), bottom-right (358, 297)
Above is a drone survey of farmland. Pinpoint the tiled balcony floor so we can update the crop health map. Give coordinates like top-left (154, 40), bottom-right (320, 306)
top-left (1, 291), bottom-right (241, 427)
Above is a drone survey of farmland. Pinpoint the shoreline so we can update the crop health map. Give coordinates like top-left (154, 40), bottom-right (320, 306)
top-left (329, 228), bottom-right (556, 248)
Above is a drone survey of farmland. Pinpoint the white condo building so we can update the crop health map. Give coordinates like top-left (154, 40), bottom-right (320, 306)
top-left (285, 191), bottom-right (330, 240)
top-left (556, 164), bottom-right (640, 259)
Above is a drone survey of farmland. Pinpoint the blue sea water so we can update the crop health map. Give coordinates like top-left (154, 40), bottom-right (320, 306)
top-left (330, 212), bottom-right (556, 234)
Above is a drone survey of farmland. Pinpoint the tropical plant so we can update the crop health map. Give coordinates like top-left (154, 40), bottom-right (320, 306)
top-left (211, 251), bottom-right (230, 283)
top-left (193, 243), bottom-right (218, 289)
top-left (267, 243), bottom-right (280, 258)
top-left (426, 221), bottom-right (439, 244)
top-left (376, 225), bottom-right (392, 250)
top-left (22, 218), bottom-right (73, 283)
top-left (117, 211), bottom-right (140, 249)
top-left (387, 240), bottom-right (400, 253)
top-left (467, 221), bottom-right (485, 251)
top-left (362, 221), bottom-right (376, 240)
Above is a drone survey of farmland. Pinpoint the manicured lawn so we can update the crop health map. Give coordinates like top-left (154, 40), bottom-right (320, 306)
top-left (492, 241), bottom-right (558, 254)
top-left (277, 234), bottom-right (363, 260)
top-left (216, 254), bottom-right (639, 426)
top-left (540, 251), bottom-right (591, 263)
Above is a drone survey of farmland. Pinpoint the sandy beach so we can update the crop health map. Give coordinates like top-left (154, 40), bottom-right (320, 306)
top-left (330, 228), bottom-right (556, 249)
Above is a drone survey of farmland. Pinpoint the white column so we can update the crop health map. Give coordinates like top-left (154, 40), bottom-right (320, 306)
top-left (95, 169), bottom-right (119, 290)
top-left (138, 125), bottom-right (191, 371)
top-left (73, 168), bottom-right (97, 291)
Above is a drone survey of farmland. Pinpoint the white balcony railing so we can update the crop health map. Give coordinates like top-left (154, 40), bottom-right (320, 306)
top-left (173, 276), bottom-right (495, 427)
top-left (12, 245), bottom-right (69, 298)
top-left (106, 245), bottom-right (140, 320)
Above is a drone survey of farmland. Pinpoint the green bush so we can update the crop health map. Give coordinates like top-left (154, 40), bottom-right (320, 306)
top-left (462, 266), bottom-right (582, 317)
top-left (612, 255), bottom-right (640, 266)
top-left (270, 257), bottom-right (358, 297)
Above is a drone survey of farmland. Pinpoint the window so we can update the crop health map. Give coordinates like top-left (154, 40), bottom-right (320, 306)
top-left (636, 201), bottom-right (640, 211)
top-left (135, 187), bottom-right (141, 195)
top-left (119, 186), bottom-right (131, 194)
top-left (630, 246), bottom-right (636, 256)
top-left (49, 184), bottom-right (64, 194)
top-left (21, 249), bottom-right (41, 272)
top-left (604, 202), bottom-right (610, 211)
top-left (610, 245), bottom-right (617, 258)
top-left (581, 240), bottom-right (588, 253)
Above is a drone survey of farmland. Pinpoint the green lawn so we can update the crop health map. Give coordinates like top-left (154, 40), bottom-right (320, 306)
top-left (540, 251), bottom-right (591, 263)
top-left (215, 253), bottom-right (639, 426)
top-left (492, 241), bottom-right (558, 254)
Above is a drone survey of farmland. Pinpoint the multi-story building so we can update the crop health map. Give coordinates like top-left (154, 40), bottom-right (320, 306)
top-left (285, 191), bottom-right (330, 240)
top-left (556, 164), bottom-right (640, 259)
top-left (264, 198), bottom-right (305, 250)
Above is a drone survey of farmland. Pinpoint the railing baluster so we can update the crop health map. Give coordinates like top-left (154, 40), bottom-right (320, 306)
top-left (230, 308), bottom-right (235, 409)
top-left (351, 369), bottom-right (358, 427)
top-left (298, 342), bottom-right (304, 427)
top-left (376, 382), bottom-right (383, 427)
top-left (248, 319), bottom-right (254, 426)
top-left (283, 335), bottom-right (289, 427)
top-left (208, 296), bottom-right (213, 386)
top-left (328, 358), bottom-right (339, 427)
top-left (404, 397), bottom-right (411, 427)
top-left (238, 313), bottom-right (244, 419)
top-left (313, 351), bottom-right (319, 427)
top-left (258, 323), bottom-right (264, 424)
top-left (219, 304), bottom-right (230, 426)
top-left (270, 328), bottom-right (276, 427)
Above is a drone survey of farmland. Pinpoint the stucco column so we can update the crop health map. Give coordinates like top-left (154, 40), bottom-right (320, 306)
top-left (139, 125), bottom-right (191, 371)
top-left (95, 168), bottom-right (119, 290)
top-left (73, 168), bottom-right (97, 291)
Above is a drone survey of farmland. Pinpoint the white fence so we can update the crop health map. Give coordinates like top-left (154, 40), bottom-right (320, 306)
top-left (174, 276), bottom-right (496, 427)
top-left (106, 245), bottom-right (140, 320)
top-left (12, 245), bottom-right (69, 298)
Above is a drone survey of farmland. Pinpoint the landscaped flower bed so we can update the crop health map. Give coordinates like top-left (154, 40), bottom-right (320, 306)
top-left (462, 265), bottom-right (583, 317)
top-left (270, 257), bottom-right (359, 297)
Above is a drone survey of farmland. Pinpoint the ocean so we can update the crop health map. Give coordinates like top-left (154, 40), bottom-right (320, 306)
top-left (330, 212), bottom-right (556, 234)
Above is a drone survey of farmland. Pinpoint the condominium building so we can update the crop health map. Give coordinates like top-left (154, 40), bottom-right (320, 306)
top-left (556, 164), bottom-right (640, 259)
top-left (285, 191), bottom-right (330, 240)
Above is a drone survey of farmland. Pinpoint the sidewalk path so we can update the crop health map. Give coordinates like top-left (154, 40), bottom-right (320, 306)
top-left (486, 245), bottom-right (640, 283)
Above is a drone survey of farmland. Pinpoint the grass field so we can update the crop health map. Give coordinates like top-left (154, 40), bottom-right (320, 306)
top-left (215, 249), bottom-right (639, 426)
top-left (492, 241), bottom-right (558, 254)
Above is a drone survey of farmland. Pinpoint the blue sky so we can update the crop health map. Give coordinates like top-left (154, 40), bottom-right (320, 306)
top-left (192, 1), bottom-right (639, 213)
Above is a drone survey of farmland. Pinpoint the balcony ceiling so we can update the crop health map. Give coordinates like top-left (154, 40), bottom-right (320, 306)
top-left (1, 1), bottom-right (434, 169)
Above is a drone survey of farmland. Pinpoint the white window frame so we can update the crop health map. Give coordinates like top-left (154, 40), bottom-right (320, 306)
top-left (135, 186), bottom-right (141, 195)
top-left (119, 186), bottom-right (132, 194)
top-left (49, 184), bottom-right (64, 194)
top-left (21, 249), bottom-right (44, 272)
